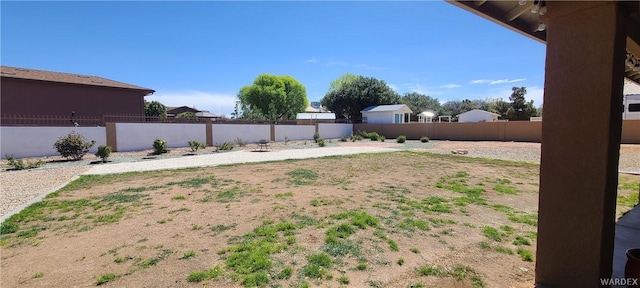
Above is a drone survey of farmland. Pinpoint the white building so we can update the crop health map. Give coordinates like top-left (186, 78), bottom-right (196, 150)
top-left (457, 109), bottom-right (500, 123)
top-left (624, 78), bottom-right (640, 120)
top-left (360, 104), bottom-right (413, 124)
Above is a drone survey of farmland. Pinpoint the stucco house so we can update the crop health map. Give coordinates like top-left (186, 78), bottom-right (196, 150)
top-left (457, 109), bottom-right (500, 123)
top-left (360, 104), bottom-right (413, 124)
top-left (0, 66), bottom-right (154, 121)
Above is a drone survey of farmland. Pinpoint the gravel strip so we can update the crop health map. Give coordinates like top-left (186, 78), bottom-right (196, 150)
top-left (1, 166), bottom-right (91, 219)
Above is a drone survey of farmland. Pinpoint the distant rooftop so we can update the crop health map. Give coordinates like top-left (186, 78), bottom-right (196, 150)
top-left (1, 66), bottom-right (155, 93)
top-left (625, 78), bottom-right (640, 95)
top-left (361, 104), bottom-right (412, 113)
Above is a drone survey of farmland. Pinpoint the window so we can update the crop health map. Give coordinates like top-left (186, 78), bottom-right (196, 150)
top-left (629, 103), bottom-right (640, 112)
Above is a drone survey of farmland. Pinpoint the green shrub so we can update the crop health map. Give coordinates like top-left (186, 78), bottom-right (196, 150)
top-left (339, 136), bottom-right (348, 142)
top-left (95, 145), bottom-right (112, 163)
top-left (1, 221), bottom-right (19, 234)
top-left (4, 155), bottom-right (44, 170)
top-left (420, 136), bottom-right (430, 143)
top-left (367, 132), bottom-right (381, 141)
top-left (313, 132), bottom-right (320, 143)
top-left (53, 132), bottom-right (95, 160)
top-left (396, 135), bottom-right (407, 143)
top-left (317, 138), bottom-right (326, 147)
top-left (188, 140), bottom-right (206, 152)
top-left (152, 139), bottom-right (168, 155)
top-left (380, 135), bottom-right (386, 142)
top-left (235, 137), bottom-right (246, 147)
top-left (216, 142), bottom-right (234, 151)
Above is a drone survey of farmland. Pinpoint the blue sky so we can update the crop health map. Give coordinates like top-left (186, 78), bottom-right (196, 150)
top-left (1, 1), bottom-right (546, 116)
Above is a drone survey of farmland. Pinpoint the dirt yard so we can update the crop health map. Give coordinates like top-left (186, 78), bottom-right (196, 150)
top-left (1, 151), bottom-right (638, 288)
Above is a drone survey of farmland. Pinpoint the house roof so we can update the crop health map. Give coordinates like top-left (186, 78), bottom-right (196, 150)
top-left (624, 78), bottom-right (640, 95)
top-left (361, 104), bottom-right (412, 113)
top-left (195, 111), bottom-right (220, 118)
top-left (457, 109), bottom-right (500, 117)
top-left (297, 113), bottom-right (336, 120)
top-left (0, 66), bottom-right (155, 94)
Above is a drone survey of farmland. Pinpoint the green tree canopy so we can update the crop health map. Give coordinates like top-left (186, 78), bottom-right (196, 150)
top-left (321, 76), bottom-right (400, 121)
top-left (440, 99), bottom-right (479, 120)
top-left (176, 111), bottom-right (197, 119)
top-left (506, 86), bottom-right (539, 121)
top-left (400, 92), bottom-right (442, 120)
top-left (238, 74), bottom-right (309, 121)
top-left (329, 73), bottom-right (359, 92)
top-left (144, 101), bottom-right (167, 118)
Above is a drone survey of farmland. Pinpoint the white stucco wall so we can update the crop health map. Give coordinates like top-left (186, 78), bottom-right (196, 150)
top-left (275, 125), bottom-right (315, 141)
top-left (458, 110), bottom-right (498, 123)
top-left (212, 124), bottom-right (270, 145)
top-left (0, 127), bottom-right (106, 158)
top-left (318, 123), bottom-right (353, 139)
top-left (363, 112), bottom-right (395, 124)
top-left (115, 123), bottom-right (206, 152)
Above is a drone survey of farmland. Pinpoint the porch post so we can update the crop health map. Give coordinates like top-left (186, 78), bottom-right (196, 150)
top-left (535, 2), bottom-right (626, 287)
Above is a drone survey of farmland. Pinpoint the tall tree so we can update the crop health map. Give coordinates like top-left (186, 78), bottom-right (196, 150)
top-left (400, 92), bottom-right (442, 120)
top-left (329, 73), bottom-right (359, 92)
top-left (321, 76), bottom-right (400, 121)
top-left (237, 74), bottom-right (309, 121)
top-left (144, 101), bottom-right (167, 118)
top-left (488, 98), bottom-right (511, 119)
top-left (439, 99), bottom-right (479, 121)
top-left (506, 86), bottom-right (539, 121)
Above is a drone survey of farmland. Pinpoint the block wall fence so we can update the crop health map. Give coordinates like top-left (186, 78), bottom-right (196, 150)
top-left (1, 121), bottom-right (638, 159)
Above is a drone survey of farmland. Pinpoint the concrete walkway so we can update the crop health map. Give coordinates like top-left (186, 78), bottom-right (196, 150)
top-left (83, 146), bottom-right (400, 175)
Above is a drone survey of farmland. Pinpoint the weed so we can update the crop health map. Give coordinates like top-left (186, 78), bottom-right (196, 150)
top-left (338, 275), bottom-right (350, 284)
top-left (187, 265), bottom-right (224, 282)
top-left (275, 191), bottom-right (294, 198)
top-left (33, 272), bottom-right (44, 278)
top-left (96, 273), bottom-right (118, 285)
top-left (517, 248), bottom-right (534, 262)
top-left (326, 223), bottom-right (356, 240)
top-left (179, 250), bottom-right (197, 259)
top-left (4, 155), bottom-right (45, 170)
top-left (276, 266), bottom-right (293, 279)
top-left (322, 239), bottom-right (362, 259)
top-left (211, 223), bottom-right (237, 235)
top-left (410, 247), bottom-right (420, 254)
top-left (618, 193), bottom-right (640, 208)
top-left (493, 184), bottom-right (520, 194)
top-left (388, 239), bottom-right (399, 251)
top-left (169, 207), bottom-right (190, 214)
top-left (171, 195), bottom-right (186, 200)
top-left (417, 265), bottom-right (485, 288)
top-left (478, 241), bottom-right (491, 250)
top-left (287, 168), bottom-right (318, 185)
top-left (188, 140), bottom-right (206, 152)
top-left (356, 262), bottom-right (368, 270)
top-left (140, 249), bottom-right (172, 268)
top-left (513, 236), bottom-right (532, 246)
top-left (216, 142), bottom-right (234, 151)
top-left (397, 258), bottom-right (405, 265)
top-left (235, 137), bottom-right (246, 147)
top-left (307, 253), bottom-right (332, 267)
top-left (495, 246), bottom-right (514, 254)
top-left (482, 226), bottom-right (504, 242)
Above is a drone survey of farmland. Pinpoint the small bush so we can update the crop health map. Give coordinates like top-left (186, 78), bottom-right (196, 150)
top-left (367, 132), bottom-right (381, 141)
top-left (284, 136), bottom-right (290, 145)
top-left (95, 145), bottom-right (112, 163)
top-left (188, 140), bottom-right (206, 152)
top-left (4, 155), bottom-right (44, 170)
top-left (380, 135), bottom-right (386, 142)
top-left (339, 136), bottom-right (348, 142)
top-left (53, 131), bottom-right (95, 160)
top-left (152, 139), bottom-right (168, 155)
top-left (313, 132), bottom-right (320, 143)
top-left (235, 137), bottom-right (246, 147)
top-left (420, 136), bottom-right (430, 143)
top-left (317, 138), bottom-right (326, 147)
top-left (396, 135), bottom-right (407, 143)
top-left (216, 142), bottom-right (234, 151)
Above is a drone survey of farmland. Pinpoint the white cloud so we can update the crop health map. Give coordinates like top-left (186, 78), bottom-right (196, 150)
top-left (469, 86), bottom-right (544, 107)
top-left (489, 78), bottom-right (526, 85)
top-left (147, 90), bottom-right (237, 117)
top-left (402, 83), bottom-right (429, 95)
top-left (470, 78), bottom-right (526, 85)
top-left (326, 60), bottom-right (348, 66)
top-left (441, 83), bottom-right (461, 89)
top-left (305, 58), bottom-right (317, 63)
top-left (356, 64), bottom-right (386, 71)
